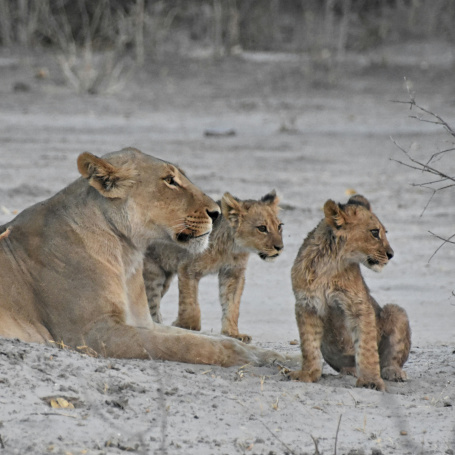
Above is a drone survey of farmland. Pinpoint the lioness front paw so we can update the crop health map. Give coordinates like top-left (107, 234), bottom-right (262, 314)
top-left (381, 366), bottom-right (407, 382)
top-left (356, 376), bottom-right (385, 391)
top-left (287, 369), bottom-right (321, 383)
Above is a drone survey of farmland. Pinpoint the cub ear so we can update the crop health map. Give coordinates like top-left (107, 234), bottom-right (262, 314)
top-left (347, 194), bottom-right (371, 211)
top-left (221, 192), bottom-right (246, 227)
top-left (77, 152), bottom-right (136, 199)
top-left (323, 199), bottom-right (346, 229)
top-left (261, 189), bottom-right (280, 206)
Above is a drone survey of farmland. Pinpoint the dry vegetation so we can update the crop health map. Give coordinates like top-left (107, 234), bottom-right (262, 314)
top-left (1, 0), bottom-right (455, 92)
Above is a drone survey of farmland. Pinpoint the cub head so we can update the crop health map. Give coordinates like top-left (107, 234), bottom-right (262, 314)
top-left (323, 194), bottom-right (394, 272)
top-left (221, 190), bottom-right (284, 261)
top-left (77, 148), bottom-right (220, 253)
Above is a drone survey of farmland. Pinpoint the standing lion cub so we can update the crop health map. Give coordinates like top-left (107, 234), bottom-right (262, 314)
top-left (144, 191), bottom-right (284, 343)
top-left (289, 195), bottom-right (411, 391)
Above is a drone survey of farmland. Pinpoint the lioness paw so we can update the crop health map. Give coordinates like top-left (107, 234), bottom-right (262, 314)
top-left (356, 377), bottom-right (385, 391)
top-left (381, 366), bottom-right (407, 382)
top-left (287, 369), bottom-right (321, 383)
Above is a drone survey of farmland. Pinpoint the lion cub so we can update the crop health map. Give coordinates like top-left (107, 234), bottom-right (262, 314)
top-left (289, 195), bottom-right (410, 391)
top-left (143, 191), bottom-right (283, 343)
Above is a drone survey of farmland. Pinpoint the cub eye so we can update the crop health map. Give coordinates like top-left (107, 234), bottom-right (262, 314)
top-left (371, 229), bottom-right (380, 239)
top-left (257, 225), bottom-right (268, 233)
top-left (164, 176), bottom-right (179, 187)
top-left (278, 223), bottom-right (284, 232)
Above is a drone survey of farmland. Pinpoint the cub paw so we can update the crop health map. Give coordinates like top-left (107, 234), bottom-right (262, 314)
top-left (339, 367), bottom-right (357, 377)
top-left (223, 331), bottom-right (252, 344)
top-left (356, 377), bottom-right (385, 391)
top-left (287, 369), bottom-right (321, 383)
top-left (172, 318), bottom-right (201, 331)
top-left (381, 366), bottom-right (407, 382)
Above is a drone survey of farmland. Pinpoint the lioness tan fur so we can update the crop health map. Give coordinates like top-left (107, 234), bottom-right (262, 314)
top-left (289, 195), bottom-right (411, 391)
top-left (144, 191), bottom-right (283, 343)
top-left (0, 148), bottom-right (291, 367)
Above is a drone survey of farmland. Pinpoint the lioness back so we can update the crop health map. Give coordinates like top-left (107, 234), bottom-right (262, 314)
top-left (289, 195), bottom-right (411, 391)
top-left (143, 190), bottom-right (284, 343)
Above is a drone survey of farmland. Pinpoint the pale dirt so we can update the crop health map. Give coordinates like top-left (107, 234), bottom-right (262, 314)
top-left (0, 42), bottom-right (454, 455)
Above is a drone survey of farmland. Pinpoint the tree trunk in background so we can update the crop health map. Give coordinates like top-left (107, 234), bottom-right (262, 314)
top-left (227, 0), bottom-right (240, 55)
top-left (0, 0), bottom-right (12, 46)
top-left (17, 0), bottom-right (28, 46)
top-left (337, 0), bottom-right (351, 59)
top-left (213, 0), bottom-right (223, 58)
top-left (135, 0), bottom-right (145, 66)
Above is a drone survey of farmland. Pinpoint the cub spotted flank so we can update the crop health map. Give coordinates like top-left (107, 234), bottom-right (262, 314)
top-left (144, 190), bottom-right (284, 343)
top-left (289, 195), bottom-right (411, 391)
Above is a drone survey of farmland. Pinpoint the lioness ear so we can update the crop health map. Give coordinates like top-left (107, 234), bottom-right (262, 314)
top-left (261, 189), bottom-right (280, 206)
top-left (323, 199), bottom-right (345, 229)
top-left (347, 194), bottom-right (371, 211)
top-left (77, 152), bottom-right (137, 199)
top-left (221, 192), bottom-right (246, 227)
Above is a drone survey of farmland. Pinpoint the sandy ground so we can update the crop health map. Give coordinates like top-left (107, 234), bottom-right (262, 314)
top-left (0, 41), bottom-right (455, 454)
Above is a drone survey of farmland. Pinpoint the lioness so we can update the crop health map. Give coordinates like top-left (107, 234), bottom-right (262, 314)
top-left (144, 191), bottom-right (283, 343)
top-left (0, 148), bottom-right (290, 367)
top-left (289, 195), bottom-right (411, 391)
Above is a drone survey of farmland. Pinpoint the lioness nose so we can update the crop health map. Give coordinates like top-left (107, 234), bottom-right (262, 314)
top-left (275, 245), bottom-right (283, 252)
top-left (387, 249), bottom-right (394, 260)
top-left (206, 209), bottom-right (220, 223)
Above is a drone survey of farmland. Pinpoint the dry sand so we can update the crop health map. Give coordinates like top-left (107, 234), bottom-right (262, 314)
top-left (0, 42), bottom-right (454, 454)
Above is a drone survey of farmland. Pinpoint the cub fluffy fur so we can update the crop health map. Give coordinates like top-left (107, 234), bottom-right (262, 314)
top-left (144, 191), bottom-right (284, 343)
top-left (289, 195), bottom-right (410, 391)
top-left (0, 148), bottom-right (292, 367)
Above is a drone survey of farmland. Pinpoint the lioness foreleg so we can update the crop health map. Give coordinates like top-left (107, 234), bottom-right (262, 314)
top-left (345, 302), bottom-right (385, 391)
top-left (288, 303), bottom-right (324, 382)
top-left (378, 304), bottom-right (411, 381)
top-left (84, 318), bottom-right (288, 367)
top-left (219, 265), bottom-right (251, 343)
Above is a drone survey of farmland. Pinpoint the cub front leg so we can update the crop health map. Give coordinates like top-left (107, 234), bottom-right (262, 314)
top-left (173, 265), bottom-right (201, 331)
top-left (288, 301), bottom-right (324, 383)
top-left (218, 264), bottom-right (251, 343)
top-left (143, 260), bottom-right (173, 324)
top-left (344, 301), bottom-right (385, 391)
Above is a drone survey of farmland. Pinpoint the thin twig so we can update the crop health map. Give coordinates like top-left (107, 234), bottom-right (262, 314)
top-left (260, 420), bottom-right (297, 455)
top-left (334, 414), bottom-right (342, 455)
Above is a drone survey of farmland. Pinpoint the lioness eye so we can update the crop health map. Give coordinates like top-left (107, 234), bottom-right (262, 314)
top-left (257, 225), bottom-right (268, 233)
top-left (164, 176), bottom-right (178, 187)
top-left (278, 223), bottom-right (284, 232)
top-left (371, 229), bottom-right (380, 239)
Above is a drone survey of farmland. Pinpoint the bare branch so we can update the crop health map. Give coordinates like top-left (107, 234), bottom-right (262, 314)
top-left (428, 231), bottom-right (455, 263)
top-left (392, 90), bottom-right (455, 258)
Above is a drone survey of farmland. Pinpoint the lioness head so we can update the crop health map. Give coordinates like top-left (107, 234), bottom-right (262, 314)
top-left (77, 148), bottom-right (220, 253)
top-left (221, 191), bottom-right (284, 261)
top-left (323, 194), bottom-right (394, 272)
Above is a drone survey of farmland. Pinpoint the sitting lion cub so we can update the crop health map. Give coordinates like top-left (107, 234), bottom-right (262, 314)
top-left (289, 195), bottom-right (410, 391)
top-left (143, 191), bottom-right (284, 343)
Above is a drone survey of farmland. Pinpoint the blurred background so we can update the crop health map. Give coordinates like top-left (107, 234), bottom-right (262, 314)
top-left (1, 0), bottom-right (454, 94)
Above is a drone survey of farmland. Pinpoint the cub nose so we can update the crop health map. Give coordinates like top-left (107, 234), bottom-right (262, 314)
top-left (387, 249), bottom-right (394, 260)
top-left (275, 245), bottom-right (283, 252)
top-left (206, 209), bottom-right (220, 223)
